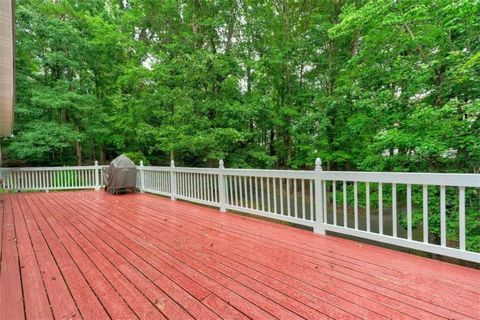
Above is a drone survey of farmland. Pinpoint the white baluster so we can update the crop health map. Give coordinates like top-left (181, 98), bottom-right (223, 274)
top-left (309, 180), bottom-right (313, 221)
top-left (440, 185), bottom-right (446, 247)
top-left (378, 183), bottom-right (383, 234)
top-left (243, 176), bottom-right (248, 207)
top-left (293, 178), bottom-right (297, 217)
top-left (301, 179), bottom-right (305, 219)
top-left (323, 180), bottom-right (327, 223)
top-left (255, 177), bottom-right (259, 210)
top-left (261, 177), bottom-right (265, 211)
top-left (234, 175), bottom-right (239, 206)
top-left (354, 181), bottom-right (358, 230)
top-left (273, 178), bottom-right (278, 214)
top-left (280, 178), bottom-right (284, 215)
top-left (286, 178), bottom-right (290, 216)
top-left (332, 181), bottom-right (337, 225)
top-left (459, 187), bottom-right (466, 251)
top-left (239, 176), bottom-right (243, 206)
top-left (407, 184), bottom-right (412, 240)
top-left (423, 185), bottom-right (428, 243)
top-left (229, 175), bottom-right (234, 206)
top-left (392, 183), bottom-right (397, 237)
top-left (249, 176), bottom-right (253, 209)
top-left (343, 181), bottom-right (347, 227)
top-left (267, 177), bottom-right (271, 212)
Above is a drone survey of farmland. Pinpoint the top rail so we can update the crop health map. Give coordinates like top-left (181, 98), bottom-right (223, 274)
top-left (0, 165), bottom-right (96, 172)
top-left (318, 171), bottom-right (480, 187)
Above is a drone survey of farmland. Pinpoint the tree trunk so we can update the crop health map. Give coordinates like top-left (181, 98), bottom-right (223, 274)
top-left (100, 147), bottom-right (106, 164)
top-left (75, 141), bottom-right (82, 166)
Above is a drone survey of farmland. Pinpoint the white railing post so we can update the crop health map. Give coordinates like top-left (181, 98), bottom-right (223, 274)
top-left (139, 161), bottom-right (145, 193)
top-left (218, 159), bottom-right (227, 212)
top-left (170, 160), bottom-right (177, 200)
top-left (94, 161), bottom-right (100, 191)
top-left (314, 158), bottom-right (325, 234)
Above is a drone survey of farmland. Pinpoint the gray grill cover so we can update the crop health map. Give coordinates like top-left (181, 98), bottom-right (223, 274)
top-left (104, 155), bottom-right (137, 192)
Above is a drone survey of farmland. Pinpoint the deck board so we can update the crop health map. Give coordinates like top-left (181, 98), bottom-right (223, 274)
top-left (1, 191), bottom-right (479, 320)
top-left (19, 194), bottom-right (110, 319)
top-left (17, 196), bottom-right (80, 320)
top-left (12, 196), bottom-right (53, 320)
top-left (0, 195), bottom-right (24, 320)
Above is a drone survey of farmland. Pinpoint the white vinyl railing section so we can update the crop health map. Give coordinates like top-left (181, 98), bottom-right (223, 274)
top-left (0, 161), bottom-right (102, 191)
top-left (1, 159), bottom-right (479, 263)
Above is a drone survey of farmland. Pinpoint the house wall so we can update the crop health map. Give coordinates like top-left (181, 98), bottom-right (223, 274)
top-left (0, 0), bottom-right (15, 137)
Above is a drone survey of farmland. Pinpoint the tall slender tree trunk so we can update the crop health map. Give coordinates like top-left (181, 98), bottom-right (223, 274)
top-left (75, 141), bottom-right (82, 166)
top-left (100, 147), bottom-right (106, 164)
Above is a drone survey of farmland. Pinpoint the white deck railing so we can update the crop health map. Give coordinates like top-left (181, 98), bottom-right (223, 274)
top-left (1, 159), bottom-right (479, 263)
top-left (0, 162), bottom-right (102, 191)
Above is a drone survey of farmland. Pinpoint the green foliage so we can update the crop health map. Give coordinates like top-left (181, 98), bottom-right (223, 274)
top-left (123, 151), bottom-right (149, 166)
top-left (7, 122), bottom-right (81, 165)
top-left (11, 0), bottom-right (480, 172)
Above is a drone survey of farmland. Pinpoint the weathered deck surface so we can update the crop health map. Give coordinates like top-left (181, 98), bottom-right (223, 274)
top-left (1, 191), bottom-right (479, 320)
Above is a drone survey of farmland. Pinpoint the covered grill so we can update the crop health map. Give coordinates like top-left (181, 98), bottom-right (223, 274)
top-left (103, 154), bottom-right (137, 194)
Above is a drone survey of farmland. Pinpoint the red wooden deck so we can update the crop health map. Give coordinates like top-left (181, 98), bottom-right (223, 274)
top-left (1, 191), bottom-right (479, 320)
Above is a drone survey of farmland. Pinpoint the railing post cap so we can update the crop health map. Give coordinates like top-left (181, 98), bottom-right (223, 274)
top-left (315, 158), bottom-right (322, 171)
top-left (170, 160), bottom-right (175, 168)
top-left (94, 160), bottom-right (98, 166)
top-left (219, 159), bottom-right (224, 169)
top-left (140, 160), bottom-right (144, 167)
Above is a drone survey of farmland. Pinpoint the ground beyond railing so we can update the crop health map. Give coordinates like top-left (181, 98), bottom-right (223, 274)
top-left (1, 159), bottom-right (479, 263)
